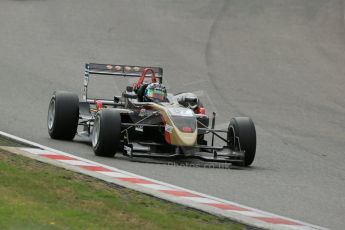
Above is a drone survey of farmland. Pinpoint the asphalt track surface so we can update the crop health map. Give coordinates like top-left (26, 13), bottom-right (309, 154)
top-left (1, 0), bottom-right (345, 229)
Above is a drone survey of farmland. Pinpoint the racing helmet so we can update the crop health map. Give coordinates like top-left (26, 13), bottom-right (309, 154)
top-left (177, 93), bottom-right (199, 110)
top-left (144, 83), bottom-right (167, 102)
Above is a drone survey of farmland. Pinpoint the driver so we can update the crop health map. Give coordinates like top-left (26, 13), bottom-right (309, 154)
top-left (143, 83), bottom-right (167, 102)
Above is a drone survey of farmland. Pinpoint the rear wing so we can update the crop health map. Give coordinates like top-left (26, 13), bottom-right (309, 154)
top-left (83, 63), bottom-right (163, 101)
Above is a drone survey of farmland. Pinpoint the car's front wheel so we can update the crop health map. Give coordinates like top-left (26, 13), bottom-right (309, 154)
top-left (92, 109), bottom-right (122, 157)
top-left (228, 117), bottom-right (256, 166)
top-left (47, 91), bottom-right (79, 140)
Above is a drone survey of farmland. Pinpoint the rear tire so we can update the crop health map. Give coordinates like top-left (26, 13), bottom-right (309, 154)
top-left (92, 109), bottom-right (121, 157)
top-left (228, 117), bottom-right (256, 166)
top-left (47, 91), bottom-right (79, 140)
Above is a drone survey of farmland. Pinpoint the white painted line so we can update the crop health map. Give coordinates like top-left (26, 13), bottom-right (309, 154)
top-left (98, 171), bottom-right (136, 178)
top-left (182, 196), bottom-right (222, 204)
top-left (22, 148), bottom-right (56, 155)
top-left (232, 210), bottom-right (272, 218)
top-left (58, 160), bottom-right (95, 166)
top-left (140, 183), bottom-right (173, 190)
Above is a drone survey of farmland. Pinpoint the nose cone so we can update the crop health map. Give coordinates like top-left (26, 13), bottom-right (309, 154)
top-left (169, 127), bottom-right (197, 146)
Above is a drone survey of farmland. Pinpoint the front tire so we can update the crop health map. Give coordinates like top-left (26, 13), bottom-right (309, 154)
top-left (47, 91), bottom-right (79, 140)
top-left (92, 109), bottom-right (121, 157)
top-left (228, 117), bottom-right (256, 166)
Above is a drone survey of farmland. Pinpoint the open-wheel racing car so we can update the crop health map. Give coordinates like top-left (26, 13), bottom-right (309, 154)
top-left (47, 63), bottom-right (257, 166)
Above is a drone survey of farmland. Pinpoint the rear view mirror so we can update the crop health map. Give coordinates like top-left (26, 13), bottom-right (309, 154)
top-left (123, 92), bottom-right (138, 99)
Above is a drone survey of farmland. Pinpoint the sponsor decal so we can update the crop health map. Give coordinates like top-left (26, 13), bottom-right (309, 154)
top-left (168, 107), bottom-right (194, 117)
top-left (123, 145), bottom-right (133, 156)
top-left (135, 125), bottom-right (144, 132)
top-left (165, 124), bottom-right (173, 133)
top-left (139, 108), bottom-right (146, 117)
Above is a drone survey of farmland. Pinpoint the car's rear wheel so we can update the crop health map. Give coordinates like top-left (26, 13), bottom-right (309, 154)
top-left (92, 109), bottom-right (121, 157)
top-left (47, 91), bottom-right (79, 140)
top-left (228, 117), bottom-right (256, 166)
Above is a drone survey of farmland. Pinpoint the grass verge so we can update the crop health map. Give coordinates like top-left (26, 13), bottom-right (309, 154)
top-left (0, 148), bottom-right (245, 230)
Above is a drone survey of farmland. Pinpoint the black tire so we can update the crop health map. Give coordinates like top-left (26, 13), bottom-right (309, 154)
top-left (92, 109), bottom-right (121, 157)
top-left (47, 91), bottom-right (79, 140)
top-left (228, 117), bottom-right (256, 166)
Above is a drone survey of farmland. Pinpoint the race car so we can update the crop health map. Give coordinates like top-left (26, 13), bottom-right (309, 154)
top-left (47, 63), bottom-right (256, 166)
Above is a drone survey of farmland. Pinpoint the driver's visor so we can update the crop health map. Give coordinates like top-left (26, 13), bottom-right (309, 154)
top-left (147, 89), bottom-right (165, 101)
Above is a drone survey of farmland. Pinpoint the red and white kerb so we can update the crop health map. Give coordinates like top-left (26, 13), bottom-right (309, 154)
top-left (21, 148), bottom-right (324, 230)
